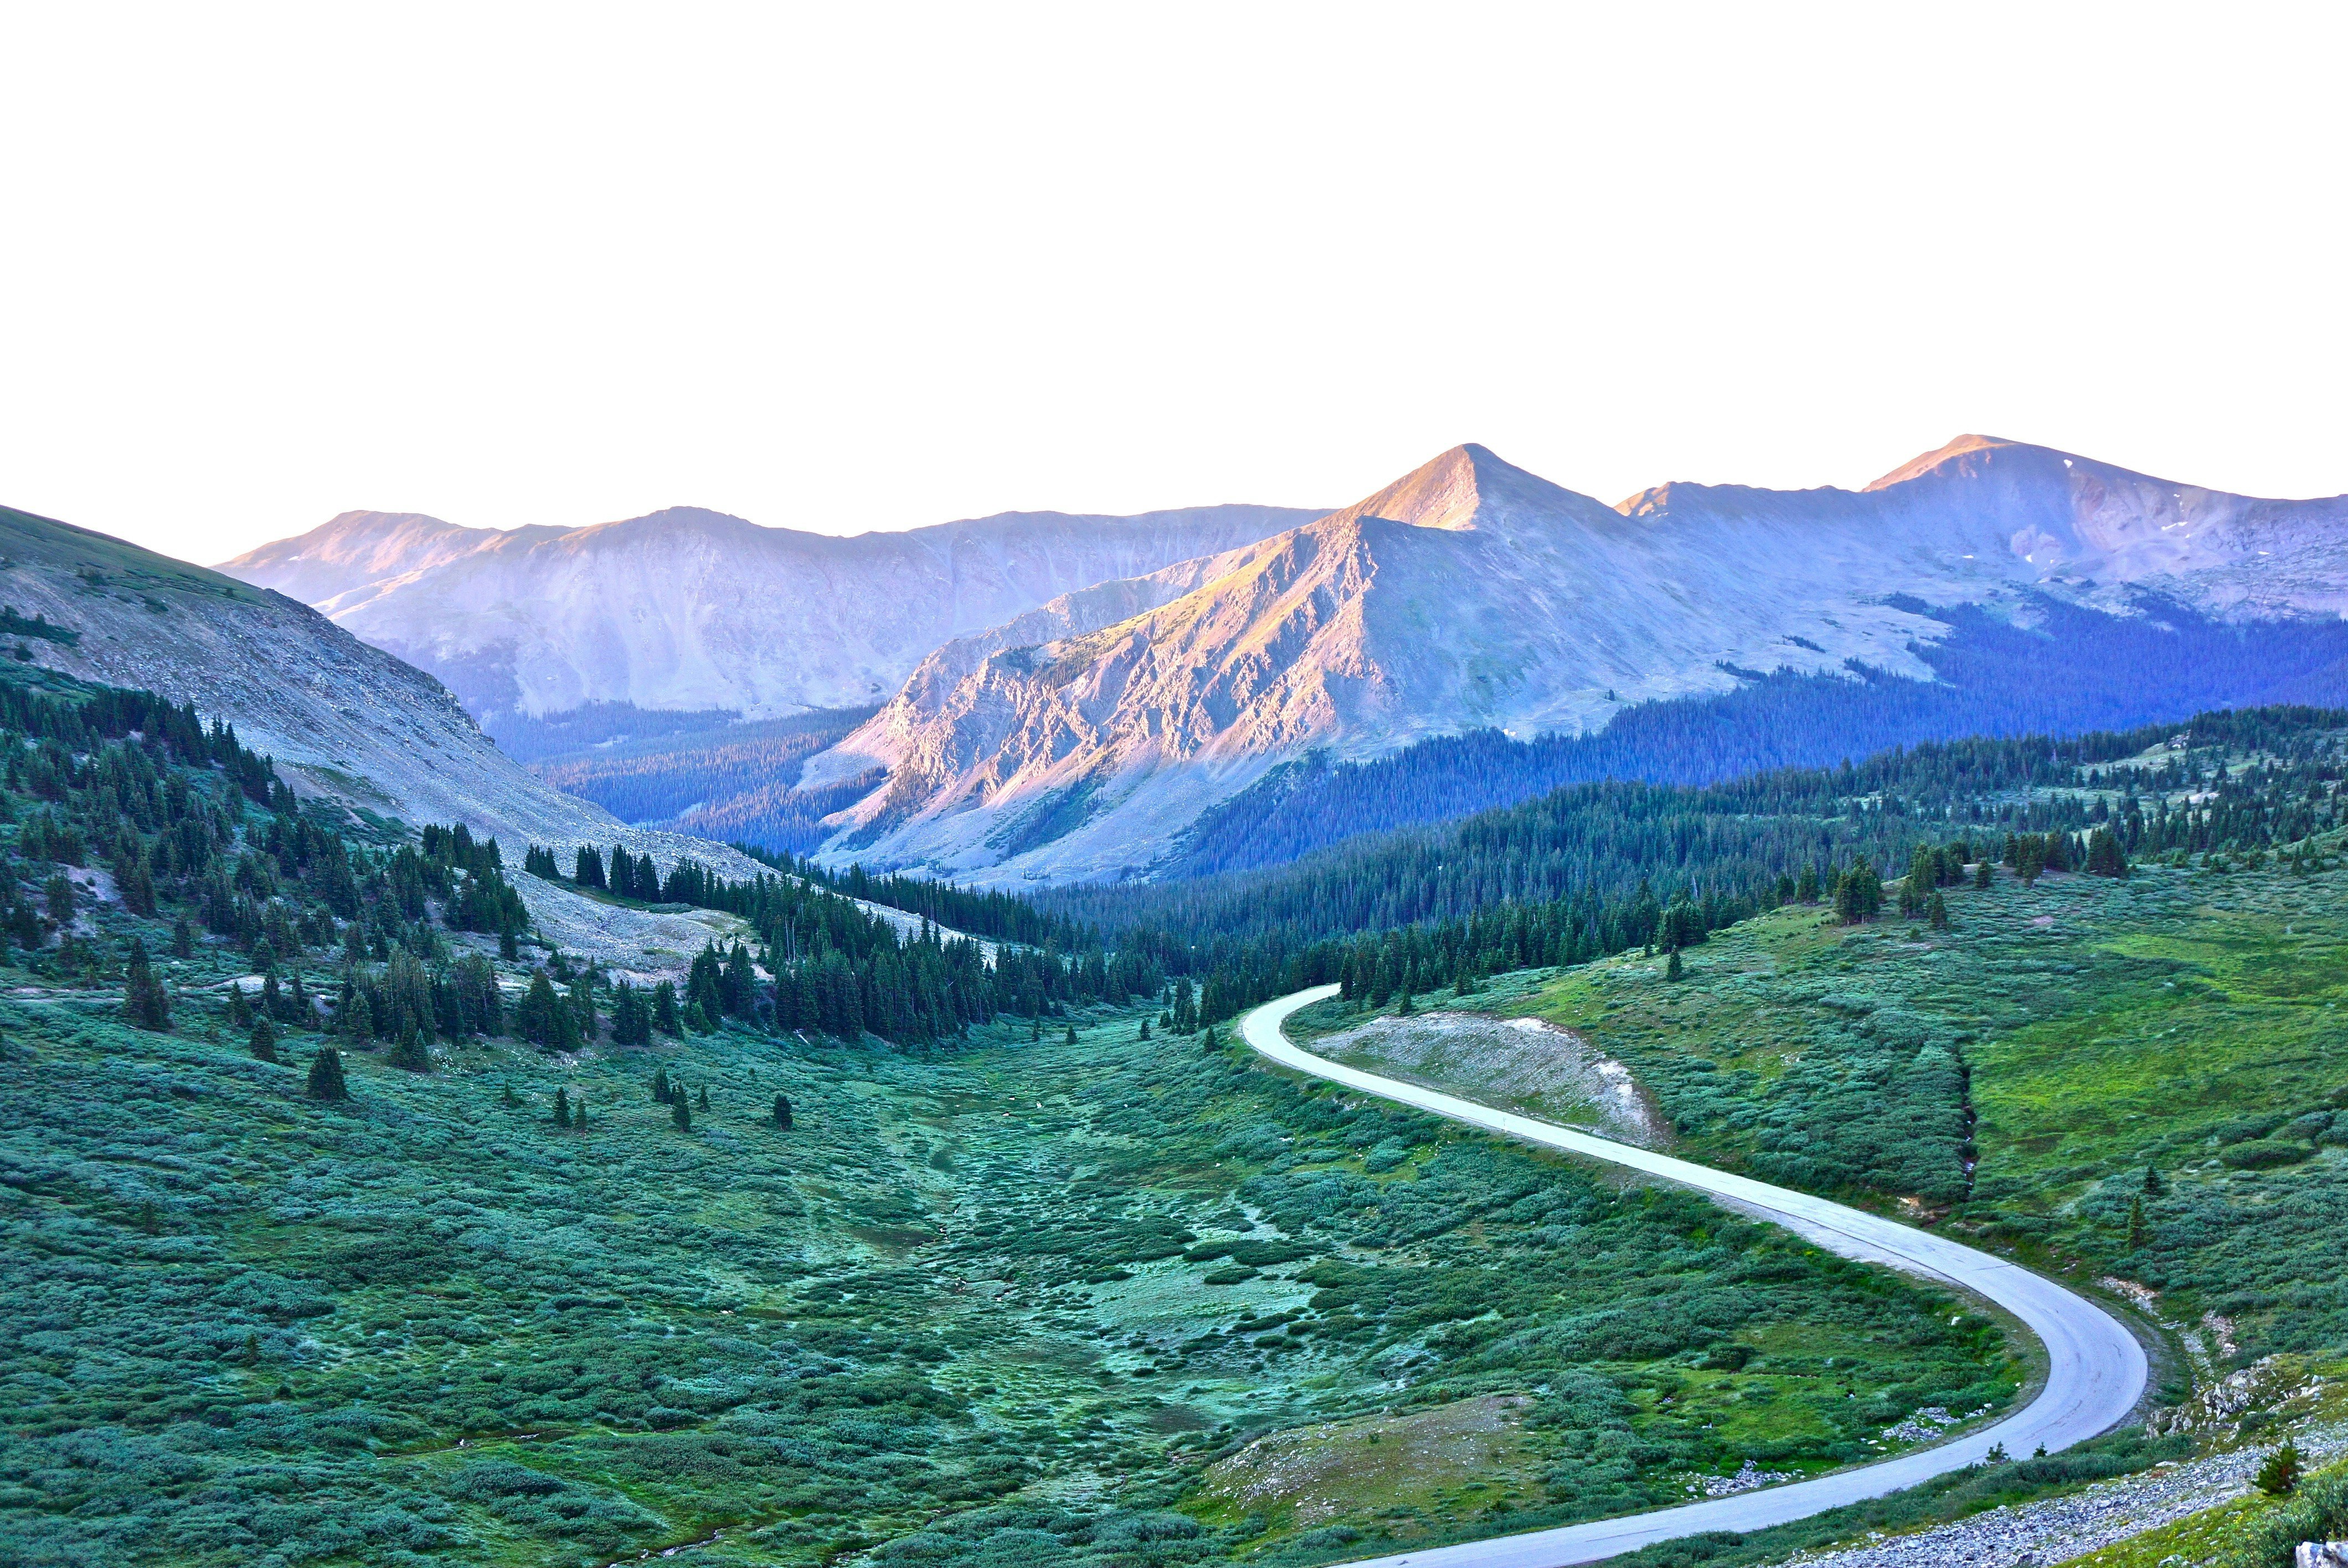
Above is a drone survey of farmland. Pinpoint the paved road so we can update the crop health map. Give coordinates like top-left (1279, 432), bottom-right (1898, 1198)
top-left (1239, 985), bottom-right (2148, 1568)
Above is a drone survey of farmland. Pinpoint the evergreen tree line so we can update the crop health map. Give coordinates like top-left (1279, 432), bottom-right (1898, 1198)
top-left (0, 668), bottom-right (554, 1066)
top-left (1033, 706), bottom-right (2348, 1031)
top-left (730, 843), bottom-right (1091, 950)
top-left (1053, 706), bottom-right (2347, 956)
top-left (522, 835), bottom-right (1159, 1047)
top-left (517, 704), bottom-right (2348, 1047)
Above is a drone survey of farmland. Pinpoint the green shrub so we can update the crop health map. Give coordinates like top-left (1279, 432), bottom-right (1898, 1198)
top-left (2221, 1459), bottom-right (2348, 1566)
top-left (2220, 1140), bottom-right (2314, 1170)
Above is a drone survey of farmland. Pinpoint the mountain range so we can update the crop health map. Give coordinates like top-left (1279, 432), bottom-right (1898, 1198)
top-left (792, 436), bottom-right (2348, 884)
top-left (217, 436), bottom-right (2348, 890)
top-left (220, 503), bottom-right (1322, 729)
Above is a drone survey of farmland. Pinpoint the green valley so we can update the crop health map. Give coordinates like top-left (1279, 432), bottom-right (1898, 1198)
top-left (0, 994), bottom-right (2022, 1565)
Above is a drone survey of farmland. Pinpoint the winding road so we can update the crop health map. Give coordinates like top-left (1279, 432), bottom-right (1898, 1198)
top-left (1239, 985), bottom-right (2148, 1568)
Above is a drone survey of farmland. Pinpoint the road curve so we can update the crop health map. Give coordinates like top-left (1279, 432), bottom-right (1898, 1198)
top-left (1239, 985), bottom-right (2147, 1568)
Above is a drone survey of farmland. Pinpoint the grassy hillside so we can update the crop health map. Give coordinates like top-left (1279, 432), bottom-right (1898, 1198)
top-left (0, 503), bottom-right (255, 599)
top-left (1286, 853), bottom-right (2348, 1567)
top-left (1296, 852), bottom-right (2348, 1399)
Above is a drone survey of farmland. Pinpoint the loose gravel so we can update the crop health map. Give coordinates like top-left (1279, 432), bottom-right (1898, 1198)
top-left (1780, 1420), bottom-right (2348, 1567)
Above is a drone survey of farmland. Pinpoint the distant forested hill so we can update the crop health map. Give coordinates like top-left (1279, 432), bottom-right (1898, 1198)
top-left (1052, 706), bottom-right (2348, 993)
top-left (1162, 596), bottom-right (2348, 880)
top-left (527, 706), bottom-right (877, 852)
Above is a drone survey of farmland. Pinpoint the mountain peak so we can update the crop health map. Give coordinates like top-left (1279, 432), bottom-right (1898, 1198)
top-left (1863, 434), bottom-right (2032, 492)
top-left (1327, 443), bottom-right (1615, 534)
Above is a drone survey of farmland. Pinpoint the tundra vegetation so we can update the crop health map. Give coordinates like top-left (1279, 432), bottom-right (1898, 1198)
top-left (0, 663), bottom-right (2021, 1566)
top-left (0, 986), bottom-right (2031, 1568)
top-left (7, 661), bottom-right (2348, 1566)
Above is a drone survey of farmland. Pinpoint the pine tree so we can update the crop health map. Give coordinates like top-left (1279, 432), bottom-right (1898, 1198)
top-left (2126, 1194), bottom-right (2149, 1251)
top-left (652, 1066), bottom-right (672, 1104)
top-left (553, 1087), bottom-right (571, 1128)
top-left (1904, 844), bottom-right (1938, 917)
top-left (773, 1094), bottom-right (793, 1129)
top-left (388, 1022), bottom-right (431, 1072)
top-left (249, 1015), bottom-right (277, 1062)
top-left (651, 980), bottom-right (681, 1036)
top-left (1137, 1018), bottom-right (1151, 1041)
top-left (2086, 827), bottom-right (2130, 878)
top-left (1063, 1024), bottom-right (1077, 1045)
top-left (501, 1081), bottom-right (520, 1107)
top-left (306, 1046), bottom-right (348, 1102)
top-left (171, 915), bottom-right (195, 959)
top-left (1396, 983), bottom-right (1414, 1015)
top-left (696, 1085), bottom-right (709, 1111)
top-left (1974, 859), bottom-right (1993, 890)
top-left (672, 1090), bottom-right (692, 1133)
top-left (123, 938), bottom-right (171, 1031)
top-left (1665, 948), bottom-right (1683, 981)
top-left (1796, 863), bottom-right (1820, 904)
top-left (1928, 890), bottom-right (1949, 931)
top-left (723, 943), bottom-right (756, 1019)
top-left (2143, 1165), bottom-right (2165, 1195)
top-left (609, 981), bottom-right (652, 1046)
top-left (1832, 860), bottom-right (1883, 924)
top-left (515, 971), bottom-right (578, 1052)
top-left (568, 974), bottom-right (599, 1041)
top-left (2255, 1440), bottom-right (2303, 1496)
top-left (1202, 1024), bottom-right (1219, 1054)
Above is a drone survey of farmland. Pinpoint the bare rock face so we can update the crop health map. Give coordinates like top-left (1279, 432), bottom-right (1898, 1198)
top-left (220, 503), bottom-right (1323, 725)
top-left (803, 438), bottom-right (2348, 886)
top-left (0, 504), bottom-right (765, 881)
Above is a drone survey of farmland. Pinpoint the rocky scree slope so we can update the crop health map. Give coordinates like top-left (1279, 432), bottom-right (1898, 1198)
top-left (221, 502), bottom-right (1323, 726)
top-left (798, 436), bottom-right (2348, 885)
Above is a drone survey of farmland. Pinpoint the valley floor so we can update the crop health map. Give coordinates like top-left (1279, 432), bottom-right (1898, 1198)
top-left (1, 982), bottom-right (2027, 1566)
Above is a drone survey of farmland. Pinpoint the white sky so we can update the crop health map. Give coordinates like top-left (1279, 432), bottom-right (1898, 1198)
top-left (4, 5), bottom-right (2345, 563)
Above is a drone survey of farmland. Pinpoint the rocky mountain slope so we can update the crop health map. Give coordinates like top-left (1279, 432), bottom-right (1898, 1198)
top-left (221, 502), bottom-right (1322, 727)
top-left (0, 504), bottom-right (764, 884)
top-left (799, 437), bottom-right (2348, 885)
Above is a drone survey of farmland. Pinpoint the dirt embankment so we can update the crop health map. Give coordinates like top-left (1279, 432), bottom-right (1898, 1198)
top-left (1306, 1010), bottom-right (1662, 1145)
